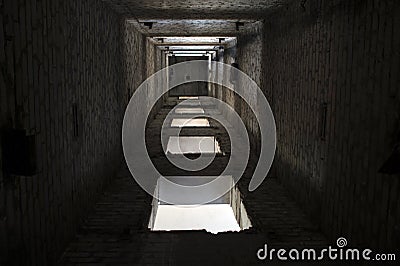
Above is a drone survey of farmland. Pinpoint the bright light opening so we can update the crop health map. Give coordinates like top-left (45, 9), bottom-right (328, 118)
top-left (148, 176), bottom-right (252, 234)
top-left (172, 53), bottom-right (207, 57)
top-left (166, 136), bottom-right (221, 154)
top-left (171, 118), bottom-right (210, 127)
top-left (179, 96), bottom-right (199, 100)
top-left (175, 107), bottom-right (204, 114)
top-left (152, 205), bottom-right (240, 233)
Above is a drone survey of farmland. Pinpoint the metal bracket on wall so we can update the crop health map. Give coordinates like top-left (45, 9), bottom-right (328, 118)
top-left (1, 129), bottom-right (37, 176)
top-left (72, 103), bottom-right (80, 139)
top-left (319, 103), bottom-right (328, 141)
top-left (379, 143), bottom-right (400, 175)
top-left (235, 22), bottom-right (244, 31)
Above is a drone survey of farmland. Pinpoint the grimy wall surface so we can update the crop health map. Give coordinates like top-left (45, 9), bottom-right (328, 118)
top-left (0, 0), bottom-right (123, 264)
top-left (0, 0), bottom-right (162, 265)
top-left (1, 0), bottom-right (399, 264)
top-left (263, 0), bottom-right (400, 249)
top-left (211, 22), bottom-right (264, 156)
top-left (210, 0), bottom-right (399, 250)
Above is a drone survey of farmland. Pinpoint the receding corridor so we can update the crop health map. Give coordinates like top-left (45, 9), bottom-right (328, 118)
top-left (1, 0), bottom-right (400, 265)
top-left (59, 97), bottom-right (327, 265)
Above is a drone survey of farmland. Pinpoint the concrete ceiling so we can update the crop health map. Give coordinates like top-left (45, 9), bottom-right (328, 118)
top-left (106, 1), bottom-right (281, 36)
top-left (127, 19), bottom-right (263, 37)
top-left (152, 37), bottom-right (236, 44)
top-left (102, 0), bottom-right (287, 19)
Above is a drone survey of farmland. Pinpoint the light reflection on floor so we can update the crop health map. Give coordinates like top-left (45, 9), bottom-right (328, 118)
top-left (175, 107), bottom-right (204, 114)
top-left (178, 96), bottom-right (199, 100)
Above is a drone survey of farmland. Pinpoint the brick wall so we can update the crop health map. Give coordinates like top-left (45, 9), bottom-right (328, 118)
top-left (264, 0), bottom-right (400, 249)
top-left (0, 0), bottom-right (153, 265)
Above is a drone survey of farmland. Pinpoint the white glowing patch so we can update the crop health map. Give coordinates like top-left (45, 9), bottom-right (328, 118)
top-left (178, 96), bottom-right (199, 100)
top-left (148, 176), bottom-right (253, 234)
top-left (175, 108), bottom-right (204, 114)
top-left (171, 118), bottom-right (210, 127)
top-left (152, 204), bottom-right (241, 234)
top-left (166, 45), bottom-right (216, 50)
top-left (173, 54), bottom-right (207, 57)
top-left (166, 136), bottom-right (221, 154)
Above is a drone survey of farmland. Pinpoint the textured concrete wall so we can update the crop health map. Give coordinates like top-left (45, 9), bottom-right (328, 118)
top-left (0, 6), bottom-right (164, 263)
top-left (0, 0), bottom-right (134, 264)
top-left (123, 22), bottom-right (146, 102)
top-left (214, 22), bottom-right (264, 155)
top-left (123, 22), bottom-right (165, 115)
top-left (123, 21), bottom-right (163, 99)
top-left (264, 0), bottom-right (400, 249)
top-left (210, 0), bottom-right (400, 250)
top-left (144, 37), bottom-right (165, 121)
top-left (236, 23), bottom-right (264, 155)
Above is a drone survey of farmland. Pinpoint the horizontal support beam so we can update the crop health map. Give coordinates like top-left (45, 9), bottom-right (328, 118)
top-left (161, 49), bottom-right (218, 51)
top-left (154, 42), bottom-right (226, 46)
